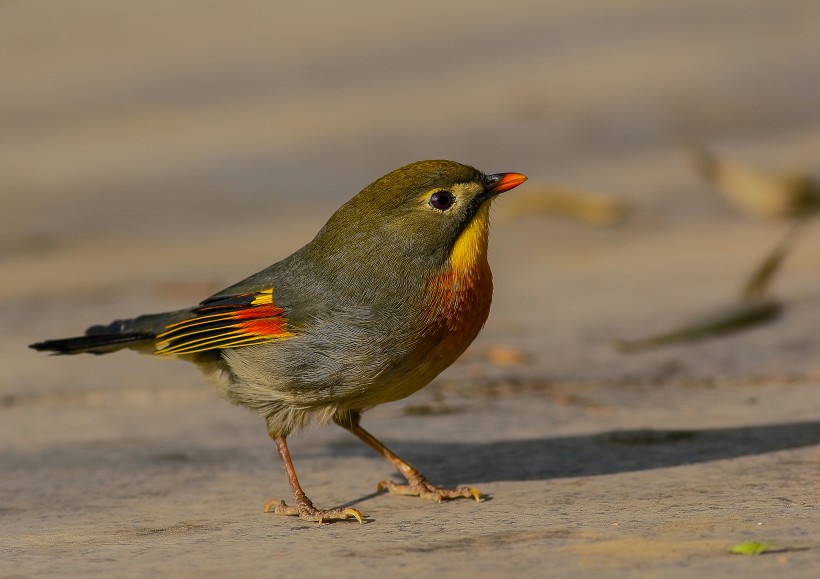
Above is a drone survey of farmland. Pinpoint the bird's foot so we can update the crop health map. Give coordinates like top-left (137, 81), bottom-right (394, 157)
top-left (377, 476), bottom-right (481, 503)
top-left (263, 498), bottom-right (363, 524)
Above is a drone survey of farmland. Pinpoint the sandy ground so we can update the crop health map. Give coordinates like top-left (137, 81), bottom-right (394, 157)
top-left (2, 1), bottom-right (820, 577)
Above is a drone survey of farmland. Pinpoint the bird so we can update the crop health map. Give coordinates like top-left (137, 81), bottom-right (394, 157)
top-left (30, 160), bottom-right (527, 524)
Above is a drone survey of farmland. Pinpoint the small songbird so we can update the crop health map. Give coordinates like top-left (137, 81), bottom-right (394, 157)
top-left (30, 160), bottom-right (527, 523)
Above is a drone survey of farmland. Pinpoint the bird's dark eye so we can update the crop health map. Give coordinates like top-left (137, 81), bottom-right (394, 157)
top-left (429, 190), bottom-right (455, 211)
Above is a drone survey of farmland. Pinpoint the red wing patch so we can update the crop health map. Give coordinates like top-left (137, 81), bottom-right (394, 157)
top-left (155, 288), bottom-right (293, 356)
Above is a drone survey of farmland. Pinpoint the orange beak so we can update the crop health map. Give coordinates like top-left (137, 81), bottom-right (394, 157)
top-left (484, 172), bottom-right (527, 195)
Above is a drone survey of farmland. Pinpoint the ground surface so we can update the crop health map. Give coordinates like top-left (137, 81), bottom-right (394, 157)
top-left (2, 1), bottom-right (819, 577)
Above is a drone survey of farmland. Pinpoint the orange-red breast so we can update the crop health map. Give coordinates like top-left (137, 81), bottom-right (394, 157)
top-left (31, 160), bottom-right (527, 523)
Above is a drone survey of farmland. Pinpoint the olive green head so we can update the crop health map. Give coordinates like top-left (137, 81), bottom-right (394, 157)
top-left (309, 160), bottom-right (526, 269)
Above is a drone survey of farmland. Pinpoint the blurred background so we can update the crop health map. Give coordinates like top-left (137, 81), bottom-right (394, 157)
top-left (3, 0), bottom-right (820, 394)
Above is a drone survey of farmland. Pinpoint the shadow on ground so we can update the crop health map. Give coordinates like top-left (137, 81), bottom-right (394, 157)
top-left (325, 420), bottom-right (820, 484)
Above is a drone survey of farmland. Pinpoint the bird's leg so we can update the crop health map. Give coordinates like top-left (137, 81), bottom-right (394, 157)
top-left (335, 413), bottom-right (480, 503)
top-left (263, 434), bottom-right (363, 524)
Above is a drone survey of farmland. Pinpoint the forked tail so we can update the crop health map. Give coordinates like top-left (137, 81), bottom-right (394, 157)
top-left (29, 332), bottom-right (156, 355)
top-left (29, 310), bottom-right (191, 355)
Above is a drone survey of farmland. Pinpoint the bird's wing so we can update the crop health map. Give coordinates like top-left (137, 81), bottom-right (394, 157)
top-left (155, 288), bottom-right (293, 356)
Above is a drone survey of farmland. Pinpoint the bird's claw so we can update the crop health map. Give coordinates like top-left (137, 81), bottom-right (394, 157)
top-left (377, 479), bottom-right (481, 503)
top-left (263, 498), bottom-right (363, 524)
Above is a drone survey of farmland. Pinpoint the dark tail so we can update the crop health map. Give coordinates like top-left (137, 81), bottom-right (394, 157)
top-left (29, 309), bottom-right (191, 355)
top-left (30, 333), bottom-right (156, 355)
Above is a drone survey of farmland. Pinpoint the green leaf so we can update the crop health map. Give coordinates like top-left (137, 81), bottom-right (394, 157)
top-left (730, 541), bottom-right (777, 556)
